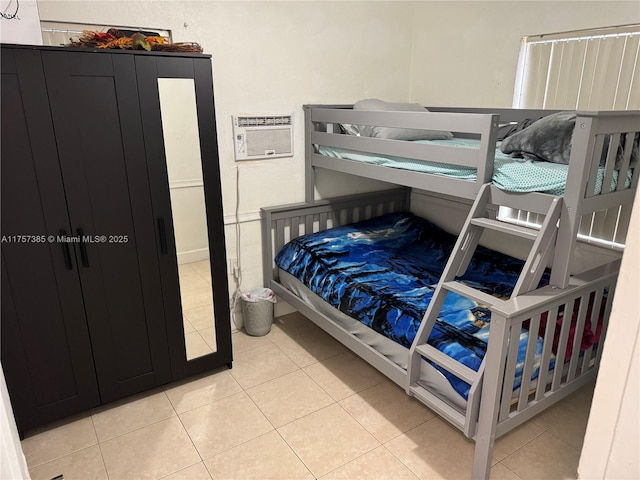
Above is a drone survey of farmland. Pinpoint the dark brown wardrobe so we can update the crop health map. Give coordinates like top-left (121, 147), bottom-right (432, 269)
top-left (1, 44), bottom-right (232, 434)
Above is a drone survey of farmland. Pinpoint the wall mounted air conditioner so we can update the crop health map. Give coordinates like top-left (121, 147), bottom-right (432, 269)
top-left (232, 114), bottom-right (293, 161)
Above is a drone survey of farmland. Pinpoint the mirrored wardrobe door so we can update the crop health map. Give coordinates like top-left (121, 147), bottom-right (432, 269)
top-left (136, 54), bottom-right (232, 380)
top-left (157, 78), bottom-right (215, 360)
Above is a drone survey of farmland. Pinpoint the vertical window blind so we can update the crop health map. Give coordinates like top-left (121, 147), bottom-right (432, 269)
top-left (513, 24), bottom-right (640, 110)
top-left (502, 24), bottom-right (640, 250)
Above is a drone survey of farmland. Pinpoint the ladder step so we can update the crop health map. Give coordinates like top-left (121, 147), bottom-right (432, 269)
top-left (408, 384), bottom-right (466, 431)
top-left (443, 281), bottom-right (501, 307)
top-left (415, 344), bottom-right (479, 385)
top-left (470, 217), bottom-right (540, 240)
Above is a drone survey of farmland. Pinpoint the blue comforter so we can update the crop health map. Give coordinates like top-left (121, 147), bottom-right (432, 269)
top-left (275, 212), bottom-right (551, 399)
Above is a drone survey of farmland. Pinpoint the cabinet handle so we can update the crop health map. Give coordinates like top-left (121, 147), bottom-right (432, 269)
top-left (157, 217), bottom-right (168, 254)
top-left (59, 229), bottom-right (73, 270)
top-left (76, 228), bottom-right (90, 268)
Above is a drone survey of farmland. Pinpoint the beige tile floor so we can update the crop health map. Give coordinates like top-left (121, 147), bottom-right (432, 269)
top-left (21, 312), bottom-right (595, 480)
top-left (178, 260), bottom-right (217, 360)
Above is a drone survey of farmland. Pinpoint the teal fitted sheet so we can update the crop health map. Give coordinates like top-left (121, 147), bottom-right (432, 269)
top-left (318, 138), bottom-right (630, 195)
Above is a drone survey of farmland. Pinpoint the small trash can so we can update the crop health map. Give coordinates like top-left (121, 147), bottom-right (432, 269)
top-left (241, 288), bottom-right (276, 336)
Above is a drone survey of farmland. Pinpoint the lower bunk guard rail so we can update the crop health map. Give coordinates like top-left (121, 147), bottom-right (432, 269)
top-left (261, 188), bottom-right (409, 287)
top-left (471, 259), bottom-right (619, 437)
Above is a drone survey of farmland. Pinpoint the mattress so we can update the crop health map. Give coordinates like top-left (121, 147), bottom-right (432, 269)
top-left (318, 138), bottom-right (629, 195)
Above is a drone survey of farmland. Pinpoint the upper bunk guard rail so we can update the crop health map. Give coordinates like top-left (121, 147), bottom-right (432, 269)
top-left (425, 106), bottom-right (563, 124)
top-left (310, 108), bottom-right (498, 134)
top-left (571, 111), bottom-right (639, 201)
top-left (304, 105), bottom-right (499, 202)
top-left (551, 110), bottom-right (639, 288)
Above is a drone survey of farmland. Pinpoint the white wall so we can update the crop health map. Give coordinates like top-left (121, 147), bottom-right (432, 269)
top-left (409, 1), bottom-right (640, 107)
top-left (578, 191), bottom-right (640, 479)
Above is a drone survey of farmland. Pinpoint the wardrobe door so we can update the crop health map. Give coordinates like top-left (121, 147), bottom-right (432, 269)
top-left (136, 55), bottom-right (232, 380)
top-left (41, 50), bottom-right (171, 403)
top-left (1, 47), bottom-right (100, 433)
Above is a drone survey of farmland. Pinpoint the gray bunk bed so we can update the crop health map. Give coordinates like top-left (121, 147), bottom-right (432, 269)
top-left (261, 104), bottom-right (639, 479)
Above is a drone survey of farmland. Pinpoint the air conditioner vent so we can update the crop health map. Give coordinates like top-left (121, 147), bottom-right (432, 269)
top-left (233, 114), bottom-right (293, 161)
top-left (236, 115), bottom-right (292, 127)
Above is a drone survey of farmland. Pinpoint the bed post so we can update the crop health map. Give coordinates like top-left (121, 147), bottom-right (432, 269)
top-left (476, 114), bottom-right (500, 185)
top-left (550, 114), bottom-right (597, 288)
top-left (304, 105), bottom-right (315, 203)
top-left (261, 207), bottom-right (274, 288)
top-left (472, 309), bottom-right (510, 480)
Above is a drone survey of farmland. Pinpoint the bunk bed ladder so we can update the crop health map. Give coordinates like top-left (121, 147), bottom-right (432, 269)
top-left (407, 183), bottom-right (562, 427)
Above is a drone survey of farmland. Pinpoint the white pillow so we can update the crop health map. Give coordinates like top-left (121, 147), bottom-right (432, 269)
top-left (343, 98), bottom-right (453, 141)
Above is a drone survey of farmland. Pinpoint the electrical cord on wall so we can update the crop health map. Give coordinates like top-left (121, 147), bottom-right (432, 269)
top-left (230, 163), bottom-right (243, 331)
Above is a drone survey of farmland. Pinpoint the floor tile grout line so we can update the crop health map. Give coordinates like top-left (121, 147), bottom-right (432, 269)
top-left (242, 381), bottom-right (280, 432)
top-left (330, 394), bottom-right (436, 466)
top-left (88, 411), bottom-right (111, 479)
top-left (194, 430), bottom-right (277, 470)
top-left (266, 321), bottom-right (350, 363)
top-left (239, 365), bottom-right (343, 433)
top-left (335, 391), bottom-right (391, 442)
top-left (176, 390), bottom-right (277, 464)
top-left (92, 410), bottom-right (178, 445)
top-left (379, 442), bottom-right (422, 479)
top-left (94, 441), bottom-right (111, 480)
top-left (155, 458), bottom-right (207, 480)
top-left (161, 365), bottom-right (238, 394)
top-left (294, 367), bottom-right (338, 405)
top-left (239, 386), bottom-right (317, 479)
top-left (496, 426), bottom-right (554, 465)
top-left (24, 443), bottom-right (106, 478)
top-left (272, 423), bottom-right (327, 480)
top-left (495, 459), bottom-right (526, 480)
top-left (23, 416), bottom-right (99, 470)
top-left (230, 365), bottom-right (302, 391)
top-left (270, 337), bottom-right (346, 370)
top-left (227, 342), bottom-right (302, 390)
top-left (313, 440), bottom-right (382, 479)
top-left (173, 399), bottom-right (210, 467)
top-left (379, 415), bottom-right (508, 480)
top-left (166, 388), bottom-right (242, 417)
top-left (541, 427), bottom-right (586, 453)
top-left (333, 401), bottom-right (382, 446)
top-left (295, 348), bottom-right (389, 397)
top-left (265, 341), bottom-right (344, 398)
top-left (267, 400), bottom-right (340, 431)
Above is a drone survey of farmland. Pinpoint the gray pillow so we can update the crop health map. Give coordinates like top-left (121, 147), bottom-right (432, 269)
top-left (342, 98), bottom-right (453, 141)
top-left (500, 110), bottom-right (639, 168)
top-left (500, 111), bottom-right (576, 164)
